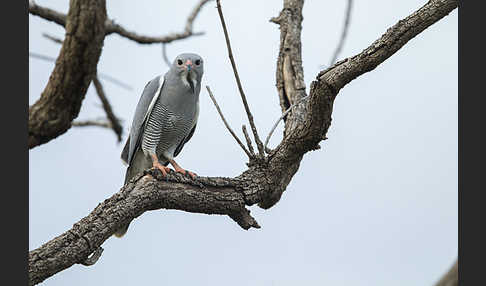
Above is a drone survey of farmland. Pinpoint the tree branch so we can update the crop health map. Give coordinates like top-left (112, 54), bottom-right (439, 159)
top-left (29, 0), bottom-right (212, 45)
top-left (28, 1), bottom-right (66, 27)
top-left (216, 0), bottom-right (265, 158)
top-left (29, 0), bottom-right (458, 284)
top-left (30, 49), bottom-right (133, 91)
top-left (271, 0), bottom-right (308, 137)
top-left (72, 120), bottom-right (112, 129)
top-left (28, 0), bottom-right (107, 149)
top-left (329, 0), bottom-right (353, 66)
top-left (434, 259), bottom-right (458, 286)
top-left (104, 0), bottom-right (211, 43)
top-left (206, 86), bottom-right (253, 159)
top-left (92, 76), bottom-right (123, 142)
top-left (29, 171), bottom-right (259, 285)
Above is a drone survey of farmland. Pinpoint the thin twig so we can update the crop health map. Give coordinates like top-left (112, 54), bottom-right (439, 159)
top-left (216, 0), bottom-right (265, 158)
top-left (92, 76), bottom-right (123, 142)
top-left (329, 0), bottom-right (353, 65)
top-left (264, 95), bottom-right (310, 151)
top-left (72, 120), bottom-right (112, 129)
top-left (42, 32), bottom-right (63, 44)
top-left (29, 51), bottom-right (133, 91)
top-left (242, 125), bottom-right (255, 156)
top-left (104, 0), bottom-right (212, 44)
top-left (206, 86), bottom-right (252, 158)
top-left (161, 44), bottom-right (171, 67)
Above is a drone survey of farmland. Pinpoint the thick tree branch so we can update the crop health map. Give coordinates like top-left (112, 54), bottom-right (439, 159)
top-left (29, 171), bottom-right (259, 285)
top-left (271, 0), bottom-right (307, 137)
top-left (28, 0), bottom-right (107, 149)
top-left (317, 0), bottom-right (458, 93)
top-left (29, 0), bottom-right (211, 44)
top-left (29, 0), bottom-right (457, 284)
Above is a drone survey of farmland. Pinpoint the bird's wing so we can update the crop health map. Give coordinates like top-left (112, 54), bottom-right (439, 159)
top-left (173, 123), bottom-right (197, 158)
top-left (174, 102), bottom-right (199, 158)
top-left (121, 75), bottom-right (165, 166)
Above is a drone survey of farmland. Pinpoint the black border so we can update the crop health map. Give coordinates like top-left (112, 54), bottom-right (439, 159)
top-left (459, 0), bottom-right (484, 285)
top-left (4, 0), bottom-right (28, 285)
top-left (15, 0), bottom-right (475, 285)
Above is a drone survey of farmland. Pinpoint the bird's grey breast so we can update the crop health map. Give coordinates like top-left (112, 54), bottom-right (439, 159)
top-left (149, 79), bottom-right (199, 159)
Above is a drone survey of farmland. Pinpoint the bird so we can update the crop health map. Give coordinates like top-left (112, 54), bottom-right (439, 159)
top-left (114, 53), bottom-right (204, 238)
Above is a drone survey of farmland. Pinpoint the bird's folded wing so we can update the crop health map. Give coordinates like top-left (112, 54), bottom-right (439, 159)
top-left (122, 75), bottom-right (165, 166)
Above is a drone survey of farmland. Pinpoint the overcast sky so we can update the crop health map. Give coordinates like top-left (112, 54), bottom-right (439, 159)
top-left (29, 1), bottom-right (457, 285)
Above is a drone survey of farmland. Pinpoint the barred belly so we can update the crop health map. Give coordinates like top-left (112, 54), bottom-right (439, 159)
top-left (141, 97), bottom-right (193, 161)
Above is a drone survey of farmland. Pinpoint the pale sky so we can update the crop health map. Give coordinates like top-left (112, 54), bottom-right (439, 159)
top-left (29, 1), bottom-right (457, 285)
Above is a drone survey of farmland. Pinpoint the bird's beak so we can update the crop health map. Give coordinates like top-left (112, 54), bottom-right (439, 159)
top-left (185, 60), bottom-right (193, 72)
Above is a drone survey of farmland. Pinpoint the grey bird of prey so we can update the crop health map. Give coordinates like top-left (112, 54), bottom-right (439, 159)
top-left (115, 53), bottom-right (204, 238)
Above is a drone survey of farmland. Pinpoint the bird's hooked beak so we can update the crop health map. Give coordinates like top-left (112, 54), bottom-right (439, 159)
top-left (185, 60), bottom-right (193, 72)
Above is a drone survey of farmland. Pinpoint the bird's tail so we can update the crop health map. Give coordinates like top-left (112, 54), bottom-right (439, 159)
top-left (113, 167), bottom-right (134, 238)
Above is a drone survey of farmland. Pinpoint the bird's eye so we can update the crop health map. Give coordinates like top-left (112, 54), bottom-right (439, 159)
top-left (177, 59), bottom-right (183, 65)
top-left (195, 59), bottom-right (201, 66)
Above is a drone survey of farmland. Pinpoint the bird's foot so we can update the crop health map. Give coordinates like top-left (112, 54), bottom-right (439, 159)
top-left (173, 166), bottom-right (197, 179)
top-left (151, 162), bottom-right (172, 177)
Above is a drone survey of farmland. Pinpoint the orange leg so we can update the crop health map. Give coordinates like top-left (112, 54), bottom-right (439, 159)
top-left (169, 159), bottom-right (197, 179)
top-left (150, 154), bottom-right (171, 177)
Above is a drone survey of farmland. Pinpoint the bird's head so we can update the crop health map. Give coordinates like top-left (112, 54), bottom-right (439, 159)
top-left (172, 53), bottom-right (204, 93)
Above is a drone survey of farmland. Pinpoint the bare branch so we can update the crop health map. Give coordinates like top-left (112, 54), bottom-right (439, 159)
top-left (29, 0), bottom-right (212, 45)
top-left (39, 33), bottom-right (128, 138)
top-left (42, 32), bottom-right (63, 44)
top-left (92, 77), bottom-right (123, 142)
top-left (29, 171), bottom-right (260, 285)
top-left (264, 95), bottom-right (310, 152)
top-left (216, 0), bottom-right (265, 158)
top-left (30, 50), bottom-right (133, 91)
top-left (271, 0), bottom-right (307, 137)
top-left (72, 120), bottom-right (112, 129)
top-left (161, 44), bottom-right (171, 67)
top-left (206, 86), bottom-right (253, 159)
top-left (29, 0), bottom-right (66, 27)
top-left (29, 52), bottom-right (56, 62)
top-left (329, 0), bottom-right (353, 66)
top-left (28, 0), bottom-right (107, 149)
top-left (104, 0), bottom-right (212, 44)
top-left (434, 259), bottom-right (458, 286)
top-left (242, 125), bottom-right (255, 156)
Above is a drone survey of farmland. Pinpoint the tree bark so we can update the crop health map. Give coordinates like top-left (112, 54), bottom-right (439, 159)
top-left (28, 0), bottom-right (106, 149)
top-left (434, 259), bottom-right (458, 286)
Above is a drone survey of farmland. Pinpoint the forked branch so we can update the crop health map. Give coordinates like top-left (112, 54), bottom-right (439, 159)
top-left (206, 86), bottom-right (253, 158)
top-left (216, 0), bottom-right (265, 158)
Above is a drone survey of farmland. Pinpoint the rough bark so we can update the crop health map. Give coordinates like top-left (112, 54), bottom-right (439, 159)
top-left (28, 0), bottom-right (458, 284)
top-left (28, 0), bottom-right (106, 149)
